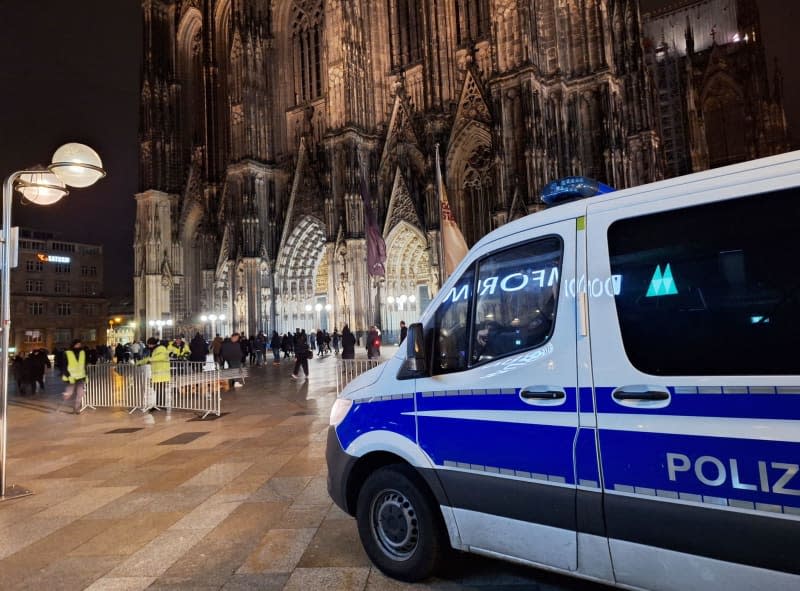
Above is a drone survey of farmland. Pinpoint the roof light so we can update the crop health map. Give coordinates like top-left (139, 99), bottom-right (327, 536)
top-left (541, 176), bottom-right (615, 206)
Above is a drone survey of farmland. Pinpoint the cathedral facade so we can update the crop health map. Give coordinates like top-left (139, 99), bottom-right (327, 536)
top-left (641, 0), bottom-right (788, 178)
top-left (135, 0), bottom-right (694, 341)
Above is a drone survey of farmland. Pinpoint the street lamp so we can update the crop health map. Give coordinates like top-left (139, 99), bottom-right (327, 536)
top-left (200, 313), bottom-right (225, 338)
top-left (304, 303), bottom-right (313, 333)
top-left (148, 319), bottom-right (173, 340)
top-left (1, 143), bottom-right (106, 501)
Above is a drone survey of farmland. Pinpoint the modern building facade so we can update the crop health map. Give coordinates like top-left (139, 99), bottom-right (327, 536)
top-left (135, 0), bottom-right (785, 340)
top-left (642, 0), bottom-right (789, 177)
top-left (11, 229), bottom-right (108, 354)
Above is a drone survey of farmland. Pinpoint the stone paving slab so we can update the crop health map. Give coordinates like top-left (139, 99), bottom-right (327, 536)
top-left (0, 352), bottom-right (612, 590)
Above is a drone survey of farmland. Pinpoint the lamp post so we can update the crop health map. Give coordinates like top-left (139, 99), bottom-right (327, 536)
top-left (304, 303), bottom-right (313, 333)
top-left (1, 143), bottom-right (106, 501)
top-left (314, 303), bottom-right (323, 331)
top-left (148, 319), bottom-right (173, 340)
top-left (324, 303), bottom-right (332, 331)
top-left (200, 313), bottom-right (225, 339)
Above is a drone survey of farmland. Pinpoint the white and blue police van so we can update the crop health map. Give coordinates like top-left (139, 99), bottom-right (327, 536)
top-left (326, 151), bottom-right (800, 590)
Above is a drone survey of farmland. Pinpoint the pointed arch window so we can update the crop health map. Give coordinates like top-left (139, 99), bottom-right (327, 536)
top-left (388, 0), bottom-right (423, 69)
top-left (291, 0), bottom-right (324, 105)
top-left (455, 0), bottom-right (490, 45)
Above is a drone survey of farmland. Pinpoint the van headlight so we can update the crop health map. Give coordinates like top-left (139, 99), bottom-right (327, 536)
top-left (329, 398), bottom-right (353, 426)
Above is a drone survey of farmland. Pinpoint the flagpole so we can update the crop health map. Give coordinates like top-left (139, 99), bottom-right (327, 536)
top-left (435, 143), bottom-right (445, 287)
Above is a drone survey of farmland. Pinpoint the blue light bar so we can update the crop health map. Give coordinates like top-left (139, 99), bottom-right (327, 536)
top-left (541, 176), bottom-right (615, 206)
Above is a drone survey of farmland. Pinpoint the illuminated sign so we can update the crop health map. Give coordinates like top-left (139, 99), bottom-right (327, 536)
top-left (36, 253), bottom-right (71, 264)
top-left (646, 264), bottom-right (678, 297)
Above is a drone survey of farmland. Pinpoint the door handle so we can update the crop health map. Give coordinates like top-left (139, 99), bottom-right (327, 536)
top-left (519, 387), bottom-right (566, 407)
top-left (613, 390), bottom-right (669, 401)
top-left (612, 386), bottom-right (671, 408)
top-left (521, 389), bottom-right (565, 400)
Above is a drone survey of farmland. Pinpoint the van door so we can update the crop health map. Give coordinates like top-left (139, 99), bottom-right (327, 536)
top-left (588, 186), bottom-right (800, 590)
top-left (413, 219), bottom-right (579, 571)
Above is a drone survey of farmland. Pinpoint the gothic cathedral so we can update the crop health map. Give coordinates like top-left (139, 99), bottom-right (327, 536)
top-left (135, 0), bottom-right (785, 341)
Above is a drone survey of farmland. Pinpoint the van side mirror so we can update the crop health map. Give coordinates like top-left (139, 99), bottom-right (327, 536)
top-left (397, 322), bottom-right (426, 380)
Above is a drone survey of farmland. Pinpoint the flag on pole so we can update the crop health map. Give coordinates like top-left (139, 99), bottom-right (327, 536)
top-left (436, 145), bottom-right (468, 278)
top-left (361, 161), bottom-right (386, 277)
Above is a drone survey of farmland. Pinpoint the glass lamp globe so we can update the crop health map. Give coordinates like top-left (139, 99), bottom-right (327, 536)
top-left (50, 143), bottom-right (105, 188)
top-left (219, 314), bottom-right (225, 321)
top-left (387, 296), bottom-right (395, 304)
top-left (17, 171), bottom-right (68, 205)
top-left (315, 303), bottom-right (323, 312)
top-left (201, 315), bottom-right (208, 322)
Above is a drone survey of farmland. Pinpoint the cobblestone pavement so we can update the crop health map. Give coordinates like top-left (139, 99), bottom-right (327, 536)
top-left (0, 351), bottom-right (613, 590)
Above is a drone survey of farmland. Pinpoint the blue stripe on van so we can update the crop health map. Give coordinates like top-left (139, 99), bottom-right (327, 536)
top-left (575, 428), bottom-right (600, 487)
top-left (336, 397), bottom-right (416, 451)
top-left (579, 387), bottom-right (594, 413)
top-left (418, 416), bottom-right (576, 483)
top-left (595, 387), bottom-right (800, 420)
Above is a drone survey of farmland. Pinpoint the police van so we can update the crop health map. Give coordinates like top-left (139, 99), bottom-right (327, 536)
top-left (326, 151), bottom-right (800, 590)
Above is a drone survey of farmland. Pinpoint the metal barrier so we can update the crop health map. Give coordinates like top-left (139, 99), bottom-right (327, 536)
top-left (336, 358), bottom-right (383, 395)
top-left (84, 361), bottom-right (221, 418)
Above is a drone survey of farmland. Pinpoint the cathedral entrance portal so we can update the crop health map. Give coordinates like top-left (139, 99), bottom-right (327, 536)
top-left (274, 216), bottom-right (328, 334)
top-left (382, 221), bottom-right (433, 344)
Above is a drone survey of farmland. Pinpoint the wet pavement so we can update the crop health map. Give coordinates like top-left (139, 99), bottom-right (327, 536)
top-left (0, 350), bottom-right (612, 590)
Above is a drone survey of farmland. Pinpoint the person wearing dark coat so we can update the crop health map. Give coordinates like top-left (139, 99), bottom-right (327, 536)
top-left (221, 333), bottom-right (244, 388)
top-left (30, 349), bottom-right (50, 391)
top-left (291, 332), bottom-right (310, 379)
top-left (189, 332), bottom-right (208, 362)
top-left (341, 325), bottom-right (356, 360)
top-left (270, 331), bottom-right (282, 364)
top-left (22, 354), bottom-right (39, 395)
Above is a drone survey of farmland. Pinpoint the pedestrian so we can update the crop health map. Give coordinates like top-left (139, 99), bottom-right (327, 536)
top-left (189, 332), bottom-right (208, 362)
top-left (316, 329), bottom-right (324, 357)
top-left (130, 340), bottom-right (141, 360)
top-left (168, 335), bottom-right (191, 360)
top-left (221, 333), bottom-right (245, 388)
top-left (31, 349), bottom-right (50, 392)
top-left (137, 337), bottom-right (171, 409)
top-left (291, 332), bottom-right (311, 379)
top-left (367, 325), bottom-right (381, 359)
top-left (270, 330), bottom-right (282, 365)
top-left (341, 324), bottom-right (356, 360)
top-left (61, 339), bottom-right (87, 414)
top-left (332, 329), bottom-right (340, 354)
top-left (22, 353), bottom-right (39, 395)
top-left (255, 332), bottom-right (266, 366)
top-left (12, 354), bottom-right (24, 395)
top-left (212, 334), bottom-right (224, 365)
top-left (399, 320), bottom-right (407, 344)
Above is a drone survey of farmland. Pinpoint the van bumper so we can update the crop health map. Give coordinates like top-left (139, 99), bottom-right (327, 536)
top-left (326, 426), bottom-right (357, 515)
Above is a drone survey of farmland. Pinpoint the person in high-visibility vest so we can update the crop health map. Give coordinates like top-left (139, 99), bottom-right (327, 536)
top-left (62, 339), bottom-right (87, 414)
top-left (137, 337), bottom-right (171, 409)
top-left (167, 335), bottom-right (190, 360)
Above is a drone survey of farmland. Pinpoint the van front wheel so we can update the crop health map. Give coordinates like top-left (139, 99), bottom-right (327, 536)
top-left (356, 464), bottom-right (446, 582)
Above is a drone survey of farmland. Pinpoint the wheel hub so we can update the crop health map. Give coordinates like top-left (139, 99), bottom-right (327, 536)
top-left (371, 489), bottom-right (419, 560)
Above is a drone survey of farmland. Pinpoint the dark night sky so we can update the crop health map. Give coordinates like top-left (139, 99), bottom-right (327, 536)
top-left (0, 1), bottom-right (796, 299)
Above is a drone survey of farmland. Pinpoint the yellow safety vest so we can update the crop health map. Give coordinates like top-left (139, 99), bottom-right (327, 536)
top-left (62, 350), bottom-right (86, 383)
top-left (167, 341), bottom-right (190, 359)
top-left (137, 345), bottom-right (171, 383)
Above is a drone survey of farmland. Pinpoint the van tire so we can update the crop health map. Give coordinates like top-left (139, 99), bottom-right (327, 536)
top-left (356, 464), bottom-right (446, 582)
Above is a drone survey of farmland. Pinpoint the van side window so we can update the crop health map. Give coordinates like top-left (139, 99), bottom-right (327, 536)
top-left (432, 267), bottom-right (475, 374)
top-left (471, 237), bottom-right (562, 365)
top-left (608, 187), bottom-right (800, 375)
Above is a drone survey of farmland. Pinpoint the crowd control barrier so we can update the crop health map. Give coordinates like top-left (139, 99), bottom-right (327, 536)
top-left (84, 361), bottom-right (221, 418)
top-left (336, 358), bottom-right (383, 395)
